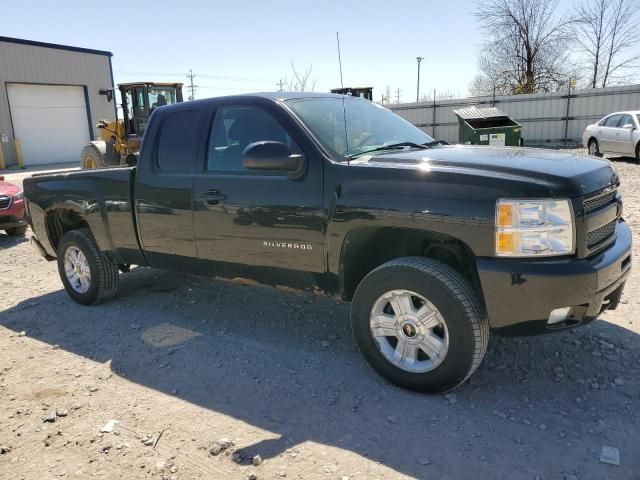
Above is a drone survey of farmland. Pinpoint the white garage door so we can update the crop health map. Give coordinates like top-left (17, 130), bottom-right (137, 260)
top-left (7, 84), bottom-right (90, 165)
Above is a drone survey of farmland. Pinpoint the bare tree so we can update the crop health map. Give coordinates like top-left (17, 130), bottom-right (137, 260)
top-left (473, 0), bottom-right (576, 95)
top-left (283, 63), bottom-right (318, 92)
top-left (575, 0), bottom-right (640, 88)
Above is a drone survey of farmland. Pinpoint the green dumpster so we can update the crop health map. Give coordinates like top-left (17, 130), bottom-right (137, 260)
top-left (453, 107), bottom-right (522, 147)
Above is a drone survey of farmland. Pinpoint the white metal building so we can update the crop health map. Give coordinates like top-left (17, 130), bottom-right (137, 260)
top-left (0, 36), bottom-right (115, 166)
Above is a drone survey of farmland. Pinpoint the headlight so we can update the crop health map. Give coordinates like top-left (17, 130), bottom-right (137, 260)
top-left (13, 191), bottom-right (24, 200)
top-left (496, 199), bottom-right (574, 257)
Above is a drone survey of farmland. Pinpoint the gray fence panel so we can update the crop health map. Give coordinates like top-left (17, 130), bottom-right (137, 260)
top-left (388, 84), bottom-right (640, 146)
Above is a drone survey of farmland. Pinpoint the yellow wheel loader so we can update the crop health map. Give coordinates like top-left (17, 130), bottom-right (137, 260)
top-left (81, 82), bottom-right (183, 169)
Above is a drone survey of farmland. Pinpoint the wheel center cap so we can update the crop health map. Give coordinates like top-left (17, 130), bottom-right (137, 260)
top-left (401, 322), bottom-right (417, 338)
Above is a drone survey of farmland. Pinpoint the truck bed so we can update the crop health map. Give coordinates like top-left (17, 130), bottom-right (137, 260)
top-left (23, 166), bottom-right (145, 265)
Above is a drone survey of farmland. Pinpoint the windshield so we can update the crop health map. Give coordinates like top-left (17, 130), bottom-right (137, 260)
top-left (286, 97), bottom-right (434, 160)
top-left (149, 87), bottom-right (179, 110)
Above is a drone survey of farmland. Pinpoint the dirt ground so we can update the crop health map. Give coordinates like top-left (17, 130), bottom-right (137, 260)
top-left (1, 150), bottom-right (639, 480)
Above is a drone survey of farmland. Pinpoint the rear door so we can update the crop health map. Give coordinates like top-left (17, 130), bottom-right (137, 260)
top-left (135, 107), bottom-right (203, 270)
top-left (192, 100), bottom-right (325, 286)
top-left (615, 114), bottom-right (636, 156)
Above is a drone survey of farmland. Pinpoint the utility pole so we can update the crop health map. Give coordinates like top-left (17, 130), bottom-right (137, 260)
top-left (564, 78), bottom-right (575, 146)
top-left (416, 56), bottom-right (424, 102)
top-left (276, 79), bottom-right (285, 92)
top-left (187, 70), bottom-right (198, 101)
top-left (395, 88), bottom-right (401, 104)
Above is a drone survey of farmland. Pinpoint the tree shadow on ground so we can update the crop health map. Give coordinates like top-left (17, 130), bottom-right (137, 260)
top-left (1, 266), bottom-right (639, 479)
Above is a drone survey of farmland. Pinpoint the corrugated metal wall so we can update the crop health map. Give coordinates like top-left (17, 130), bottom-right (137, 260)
top-left (0, 39), bottom-right (114, 166)
top-left (389, 84), bottom-right (640, 146)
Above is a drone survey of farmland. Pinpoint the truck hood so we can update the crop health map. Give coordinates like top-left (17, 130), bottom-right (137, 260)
top-left (0, 180), bottom-right (22, 196)
top-left (361, 145), bottom-right (618, 197)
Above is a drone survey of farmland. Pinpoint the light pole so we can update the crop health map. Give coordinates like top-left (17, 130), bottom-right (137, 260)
top-left (416, 57), bottom-right (424, 102)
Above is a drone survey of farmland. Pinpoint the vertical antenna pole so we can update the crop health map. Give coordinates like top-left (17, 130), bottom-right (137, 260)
top-left (336, 32), bottom-right (348, 162)
top-left (336, 32), bottom-right (344, 89)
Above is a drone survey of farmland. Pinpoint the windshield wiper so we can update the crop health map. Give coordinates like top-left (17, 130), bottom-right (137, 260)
top-left (347, 142), bottom-right (431, 159)
top-left (424, 139), bottom-right (450, 147)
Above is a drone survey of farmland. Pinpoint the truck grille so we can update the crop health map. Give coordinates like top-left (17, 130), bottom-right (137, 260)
top-left (587, 219), bottom-right (617, 248)
top-left (0, 196), bottom-right (11, 209)
top-left (584, 190), bottom-right (616, 214)
top-left (583, 188), bottom-right (619, 251)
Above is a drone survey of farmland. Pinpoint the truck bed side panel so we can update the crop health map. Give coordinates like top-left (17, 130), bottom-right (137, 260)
top-left (24, 168), bottom-right (145, 265)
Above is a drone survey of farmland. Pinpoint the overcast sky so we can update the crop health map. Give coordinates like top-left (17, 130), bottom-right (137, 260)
top-left (2, 0), bottom-right (638, 102)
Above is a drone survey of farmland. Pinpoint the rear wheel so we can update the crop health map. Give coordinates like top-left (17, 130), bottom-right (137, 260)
top-left (5, 226), bottom-right (27, 236)
top-left (57, 228), bottom-right (119, 305)
top-left (80, 144), bottom-right (105, 169)
top-left (588, 139), bottom-right (602, 157)
top-left (351, 257), bottom-right (489, 393)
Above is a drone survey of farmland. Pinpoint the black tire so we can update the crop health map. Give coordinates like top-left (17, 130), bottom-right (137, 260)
top-left (351, 257), bottom-right (489, 393)
top-left (56, 228), bottom-right (119, 305)
top-left (636, 142), bottom-right (639, 162)
top-left (80, 144), bottom-right (105, 169)
top-left (588, 139), bottom-right (603, 157)
top-left (5, 226), bottom-right (27, 236)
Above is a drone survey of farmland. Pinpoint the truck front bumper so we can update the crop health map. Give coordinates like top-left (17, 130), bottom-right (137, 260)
top-left (477, 220), bottom-right (632, 335)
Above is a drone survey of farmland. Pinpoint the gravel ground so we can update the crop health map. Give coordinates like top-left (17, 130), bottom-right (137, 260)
top-left (1, 150), bottom-right (639, 480)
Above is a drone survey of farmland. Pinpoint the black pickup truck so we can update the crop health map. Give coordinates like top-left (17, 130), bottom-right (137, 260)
top-left (24, 93), bottom-right (632, 392)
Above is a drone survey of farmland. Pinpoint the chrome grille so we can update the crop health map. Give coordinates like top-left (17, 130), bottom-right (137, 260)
top-left (587, 219), bottom-right (617, 248)
top-left (583, 188), bottom-right (619, 253)
top-left (0, 196), bottom-right (11, 210)
top-left (584, 189), bottom-right (616, 214)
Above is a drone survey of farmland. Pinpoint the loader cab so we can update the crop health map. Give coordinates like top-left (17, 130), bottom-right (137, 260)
top-left (119, 82), bottom-right (183, 137)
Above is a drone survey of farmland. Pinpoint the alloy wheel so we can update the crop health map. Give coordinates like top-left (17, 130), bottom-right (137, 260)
top-left (369, 289), bottom-right (449, 373)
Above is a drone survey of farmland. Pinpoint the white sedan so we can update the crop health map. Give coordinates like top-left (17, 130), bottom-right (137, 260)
top-left (583, 110), bottom-right (640, 160)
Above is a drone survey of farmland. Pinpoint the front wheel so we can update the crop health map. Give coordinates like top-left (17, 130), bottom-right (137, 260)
top-left (57, 228), bottom-right (119, 305)
top-left (80, 144), bottom-right (105, 169)
top-left (636, 143), bottom-right (639, 162)
top-left (351, 257), bottom-right (489, 393)
top-left (588, 139), bottom-right (602, 157)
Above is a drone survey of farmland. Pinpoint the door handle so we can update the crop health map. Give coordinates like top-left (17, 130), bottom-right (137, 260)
top-left (197, 188), bottom-right (227, 205)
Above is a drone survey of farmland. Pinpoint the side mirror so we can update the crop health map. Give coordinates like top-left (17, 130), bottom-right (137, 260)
top-left (125, 153), bottom-right (138, 166)
top-left (242, 141), bottom-right (305, 177)
top-left (622, 123), bottom-right (635, 130)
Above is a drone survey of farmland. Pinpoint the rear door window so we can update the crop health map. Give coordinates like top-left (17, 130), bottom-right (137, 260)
top-left (619, 114), bottom-right (634, 128)
top-left (156, 110), bottom-right (199, 172)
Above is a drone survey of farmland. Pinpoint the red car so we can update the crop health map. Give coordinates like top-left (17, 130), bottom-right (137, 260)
top-left (0, 175), bottom-right (26, 236)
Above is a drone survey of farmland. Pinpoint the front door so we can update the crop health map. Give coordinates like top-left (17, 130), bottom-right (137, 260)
top-left (614, 114), bottom-right (636, 156)
top-left (193, 102), bottom-right (325, 287)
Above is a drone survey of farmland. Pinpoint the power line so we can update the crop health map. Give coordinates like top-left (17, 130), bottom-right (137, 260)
top-left (197, 85), bottom-right (272, 91)
top-left (198, 73), bottom-right (273, 82)
top-left (276, 79), bottom-right (285, 91)
top-left (115, 70), bottom-right (273, 82)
